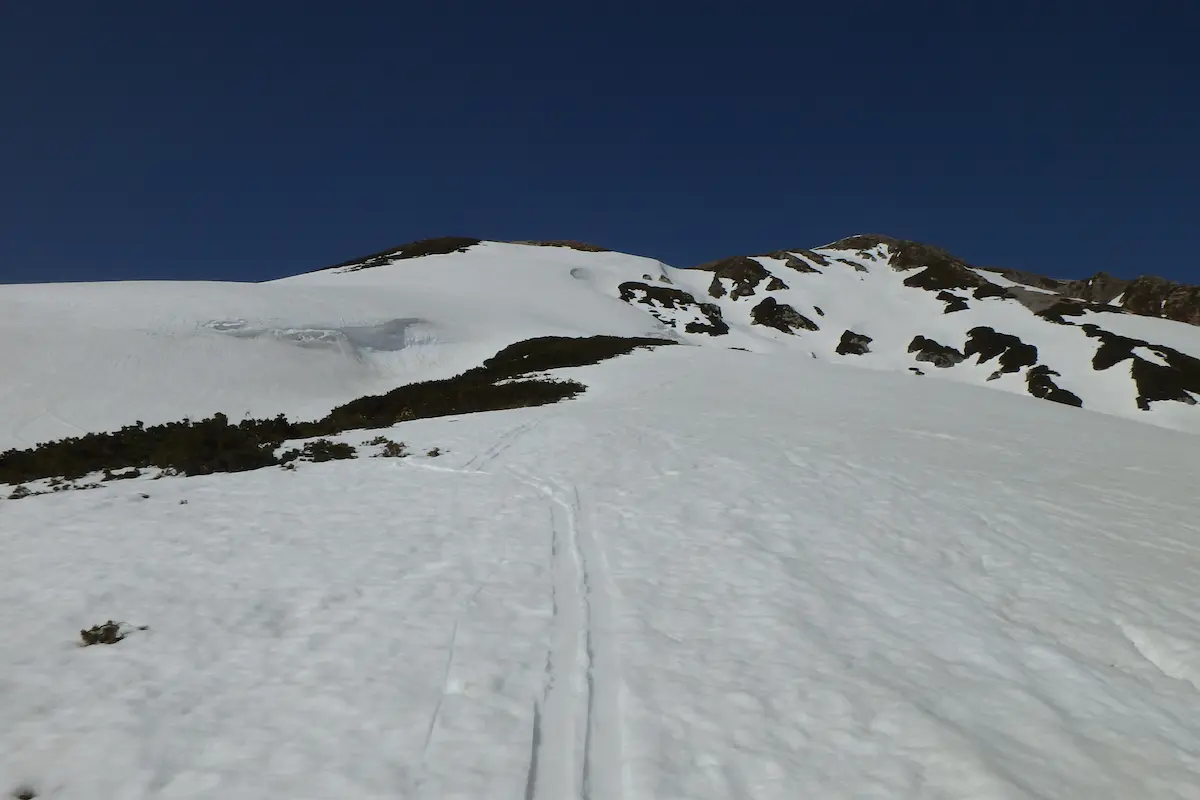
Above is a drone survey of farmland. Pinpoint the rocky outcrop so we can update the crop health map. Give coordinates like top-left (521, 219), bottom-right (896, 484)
top-left (964, 327), bottom-right (1038, 374)
top-left (325, 237), bottom-right (482, 272)
top-left (1120, 276), bottom-right (1200, 326)
top-left (908, 336), bottom-right (965, 368)
top-left (693, 256), bottom-right (773, 300)
top-left (1081, 324), bottom-right (1200, 410)
top-left (936, 291), bottom-right (970, 313)
top-left (1025, 366), bottom-right (1083, 407)
top-left (750, 298), bottom-right (819, 334)
top-left (836, 330), bottom-right (873, 356)
top-left (617, 282), bottom-right (729, 336)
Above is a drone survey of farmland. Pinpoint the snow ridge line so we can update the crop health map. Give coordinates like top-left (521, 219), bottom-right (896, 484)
top-left (511, 468), bottom-right (626, 800)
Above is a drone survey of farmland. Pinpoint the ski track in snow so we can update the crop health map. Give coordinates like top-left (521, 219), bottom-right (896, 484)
top-left (7, 347), bottom-right (1200, 797)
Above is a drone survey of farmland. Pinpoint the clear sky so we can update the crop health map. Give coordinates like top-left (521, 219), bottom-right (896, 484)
top-left (2, 2), bottom-right (1197, 284)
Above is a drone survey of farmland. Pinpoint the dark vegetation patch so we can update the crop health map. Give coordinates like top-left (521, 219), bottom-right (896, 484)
top-left (964, 327), bottom-right (1038, 373)
top-left (936, 291), bottom-right (970, 313)
top-left (1025, 366), bottom-right (1083, 407)
top-left (907, 336), bottom-right (965, 368)
top-left (1080, 324), bottom-right (1200, 410)
top-left (514, 240), bottom-right (611, 252)
top-left (749, 298), bottom-right (819, 334)
top-left (80, 621), bottom-right (147, 647)
top-left (103, 467), bottom-right (142, 482)
top-left (473, 335), bottom-right (675, 380)
top-left (617, 282), bottom-right (729, 335)
top-left (323, 237), bottom-right (482, 272)
top-left (279, 439), bottom-right (357, 464)
top-left (0, 337), bottom-right (674, 486)
top-left (367, 436), bottom-right (408, 458)
top-left (836, 330), bottom-right (873, 356)
top-left (692, 256), bottom-right (772, 299)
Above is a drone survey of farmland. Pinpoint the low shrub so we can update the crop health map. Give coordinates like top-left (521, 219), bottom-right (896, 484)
top-left (0, 336), bottom-right (673, 485)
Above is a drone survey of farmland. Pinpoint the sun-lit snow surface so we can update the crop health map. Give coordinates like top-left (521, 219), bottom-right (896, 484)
top-left (0, 243), bottom-right (670, 449)
top-left (2, 239), bottom-right (1199, 448)
top-left (4, 347), bottom-right (1200, 798)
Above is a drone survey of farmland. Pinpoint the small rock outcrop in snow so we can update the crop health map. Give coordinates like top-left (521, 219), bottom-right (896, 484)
top-left (749, 297), bottom-right (819, 334)
top-left (836, 330), bottom-right (873, 356)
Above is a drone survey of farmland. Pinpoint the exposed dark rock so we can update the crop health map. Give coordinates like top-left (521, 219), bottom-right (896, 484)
top-left (909, 367), bottom-right (925, 375)
top-left (978, 267), bottom-right (1066, 292)
top-left (514, 240), bottom-right (611, 252)
top-left (1059, 272), bottom-right (1130, 305)
top-left (617, 282), bottom-right (729, 336)
top-left (964, 327), bottom-right (1038, 373)
top-left (796, 249), bottom-right (831, 267)
top-left (324, 237), bottom-right (482, 272)
top-left (903, 261), bottom-right (990, 292)
top-left (765, 276), bottom-right (788, 291)
top-left (836, 258), bottom-right (869, 273)
top-left (836, 330), bottom-right (873, 356)
top-left (973, 284), bottom-right (1012, 300)
top-left (1025, 365), bottom-right (1084, 407)
top-left (761, 252), bottom-right (822, 273)
top-left (824, 234), bottom-right (903, 252)
top-left (750, 297), bottom-right (819, 334)
top-left (813, 306), bottom-right (825, 316)
top-left (1120, 276), bottom-right (1200, 326)
top-left (936, 291), bottom-right (970, 313)
top-left (693, 256), bottom-right (772, 299)
top-left (1036, 299), bottom-right (1125, 325)
top-left (1079, 324), bottom-right (1200, 410)
top-left (907, 336), bottom-right (965, 368)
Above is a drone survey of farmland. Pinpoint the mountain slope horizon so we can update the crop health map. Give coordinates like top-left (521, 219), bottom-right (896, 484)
top-left (2, 233), bottom-right (1199, 454)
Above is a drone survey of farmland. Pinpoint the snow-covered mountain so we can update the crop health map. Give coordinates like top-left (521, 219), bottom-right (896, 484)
top-left (2, 234), bottom-right (1198, 449)
top-left (5, 236), bottom-right (1200, 798)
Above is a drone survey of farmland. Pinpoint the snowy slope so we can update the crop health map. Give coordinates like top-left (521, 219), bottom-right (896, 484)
top-left (5, 348), bottom-right (1200, 798)
top-left (2, 237), bottom-right (1199, 450)
top-left (0, 243), bottom-right (670, 449)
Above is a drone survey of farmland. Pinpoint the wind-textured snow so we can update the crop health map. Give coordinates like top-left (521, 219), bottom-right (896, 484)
top-left (4, 347), bottom-right (1200, 799)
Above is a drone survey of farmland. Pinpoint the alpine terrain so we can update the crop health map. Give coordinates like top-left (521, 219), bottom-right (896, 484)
top-left (3, 235), bottom-right (1200, 799)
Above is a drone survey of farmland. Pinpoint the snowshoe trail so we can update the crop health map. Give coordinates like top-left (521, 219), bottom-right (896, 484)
top-left (511, 466), bottom-right (627, 800)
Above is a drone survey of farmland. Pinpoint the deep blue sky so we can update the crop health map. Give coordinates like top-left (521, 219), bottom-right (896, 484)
top-left (2, 2), bottom-right (1197, 284)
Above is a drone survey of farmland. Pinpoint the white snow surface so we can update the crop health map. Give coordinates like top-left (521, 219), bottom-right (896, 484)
top-left (3, 240), bottom-right (1200, 447)
top-left (4, 348), bottom-right (1200, 798)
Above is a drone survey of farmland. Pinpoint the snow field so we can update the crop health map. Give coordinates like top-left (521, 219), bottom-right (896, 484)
top-left (6, 349), bottom-right (1200, 797)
